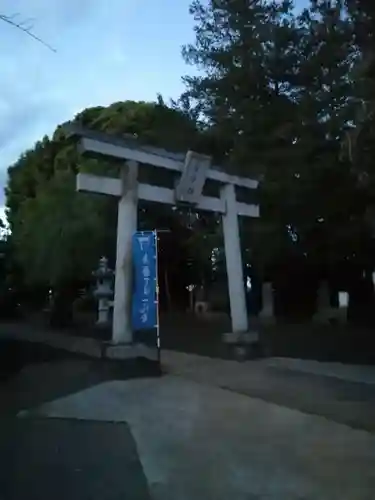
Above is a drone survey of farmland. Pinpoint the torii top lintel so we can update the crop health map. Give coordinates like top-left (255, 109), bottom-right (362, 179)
top-left (67, 124), bottom-right (260, 218)
top-left (66, 125), bottom-right (259, 189)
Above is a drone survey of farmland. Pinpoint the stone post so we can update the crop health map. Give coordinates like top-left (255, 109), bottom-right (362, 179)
top-left (93, 257), bottom-right (114, 326)
top-left (314, 281), bottom-right (348, 324)
top-left (259, 282), bottom-right (275, 322)
top-left (336, 291), bottom-right (349, 323)
top-left (98, 298), bottom-right (110, 324)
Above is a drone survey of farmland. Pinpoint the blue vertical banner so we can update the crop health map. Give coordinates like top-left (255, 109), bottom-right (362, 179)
top-left (132, 231), bottom-right (157, 330)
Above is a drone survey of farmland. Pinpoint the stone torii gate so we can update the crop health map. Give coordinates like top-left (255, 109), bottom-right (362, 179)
top-left (67, 126), bottom-right (259, 344)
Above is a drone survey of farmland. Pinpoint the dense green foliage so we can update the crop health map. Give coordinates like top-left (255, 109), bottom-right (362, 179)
top-left (178, 0), bottom-right (375, 277)
top-left (3, 0), bottom-right (375, 319)
top-left (4, 101), bottom-right (221, 323)
top-left (6, 101), bottom-right (204, 290)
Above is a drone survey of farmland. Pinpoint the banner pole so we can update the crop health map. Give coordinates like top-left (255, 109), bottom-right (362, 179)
top-left (154, 229), bottom-right (161, 370)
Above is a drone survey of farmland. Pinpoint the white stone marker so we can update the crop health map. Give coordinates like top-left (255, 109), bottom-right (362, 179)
top-left (314, 282), bottom-right (349, 324)
top-left (337, 290), bottom-right (349, 323)
top-left (70, 127), bottom-right (259, 344)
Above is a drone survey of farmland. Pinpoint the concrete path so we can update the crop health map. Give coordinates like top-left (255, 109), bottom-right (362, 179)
top-left (3, 332), bottom-right (375, 499)
top-left (161, 350), bottom-right (375, 432)
top-left (265, 357), bottom-right (375, 385)
top-left (162, 349), bottom-right (375, 385)
top-left (22, 375), bottom-right (375, 500)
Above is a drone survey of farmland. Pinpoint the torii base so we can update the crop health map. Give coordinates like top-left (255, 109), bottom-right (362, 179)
top-left (102, 342), bottom-right (159, 362)
top-left (100, 342), bottom-right (162, 377)
top-left (222, 331), bottom-right (262, 360)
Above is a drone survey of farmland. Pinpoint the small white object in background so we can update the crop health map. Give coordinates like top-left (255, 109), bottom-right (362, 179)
top-left (334, 290), bottom-right (349, 323)
top-left (339, 291), bottom-right (349, 308)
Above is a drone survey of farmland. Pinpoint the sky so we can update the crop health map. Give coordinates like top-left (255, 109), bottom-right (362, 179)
top-left (0, 0), bottom-right (307, 220)
top-left (0, 0), bottom-right (198, 216)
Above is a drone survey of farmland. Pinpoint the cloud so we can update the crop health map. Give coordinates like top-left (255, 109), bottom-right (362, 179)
top-left (0, 0), bottom-right (138, 206)
top-left (0, 1), bottom-right (138, 207)
top-left (0, 0), bottom-right (195, 212)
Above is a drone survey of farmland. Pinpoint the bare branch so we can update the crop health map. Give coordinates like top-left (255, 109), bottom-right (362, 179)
top-left (0, 13), bottom-right (56, 52)
top-left (19, 18), bottom-right (36, 31)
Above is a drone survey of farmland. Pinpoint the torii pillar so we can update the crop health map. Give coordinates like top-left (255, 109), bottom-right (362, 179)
top-left (113, 162), bottom-right (138, 343)
top-left (68, 127), bottom-right (259, 344)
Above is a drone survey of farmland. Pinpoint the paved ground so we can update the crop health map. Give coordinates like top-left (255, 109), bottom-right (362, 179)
top-left (266, 357), bottom-right (375, 384)
top-left (0, 338), bottom-right (158, 499)
top-left (24, 375), bottom-right (375, 500)
top-left (3, 315), bottom-right (375, 363)
top-left (0, 339), bottom-right (159, 416)
top-left (162, 350), bottom-right (375, 432)
top-left (2, 327), bottom-right (375, 499)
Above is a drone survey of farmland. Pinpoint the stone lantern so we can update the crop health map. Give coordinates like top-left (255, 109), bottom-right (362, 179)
top-left (93, 256), bottom-right (114, 326)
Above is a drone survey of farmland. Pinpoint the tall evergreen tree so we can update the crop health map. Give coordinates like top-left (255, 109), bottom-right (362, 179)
top-left (180, 0), bottom-right (369, 277)
top-left (181, 0), bottom-right (301, 176)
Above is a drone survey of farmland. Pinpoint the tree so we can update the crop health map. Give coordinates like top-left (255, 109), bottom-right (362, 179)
top-left (178, 0), bottom-right (375, 320)
top-left (181, 1), bottom-right (365, 266)
top-left (5, 100), bottom-right (206, 320)
top-left (179, 0), bottom-right (309, 289)
top-left (343, 0), bottom-right (375, 176)
top-left (11, 172), bottom-right (109, 287)
top-left (181, 0), bottom-right (302, 174)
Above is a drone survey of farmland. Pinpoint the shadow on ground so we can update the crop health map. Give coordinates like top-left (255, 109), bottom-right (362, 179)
top-left (0, 338), bottom-right (159, 416)
top-left (261, 323), bottom-right (375, 364)
top-left (234, 366), bottom-right (375, 432)
top-left (0, 338), bottom-right (156, 499)
top-left (0, 417), bottom-right (151, 500)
